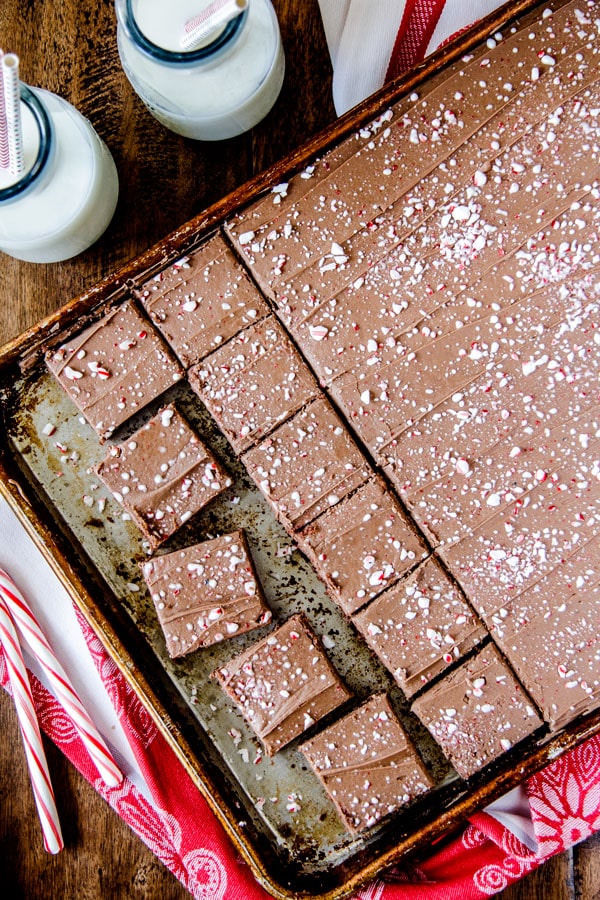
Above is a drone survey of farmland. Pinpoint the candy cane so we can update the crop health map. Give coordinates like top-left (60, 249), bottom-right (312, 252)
top-left (0, 596), bottom-right (63, 853)
top-left (0, 567), bottom-right (122, 788)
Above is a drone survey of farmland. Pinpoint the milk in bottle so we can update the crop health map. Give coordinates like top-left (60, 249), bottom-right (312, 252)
top-left (0, 86), bottom-right (119, 264)
top-left (115, 0), bottom-right (285, 140)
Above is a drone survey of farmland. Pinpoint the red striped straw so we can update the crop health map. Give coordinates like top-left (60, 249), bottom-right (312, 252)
top-left (1, 52), bottom-right (24, 176)
top-left (0, 595), bottom-right (64, 853)
top-left (0, 49), bottom-right (9, 170)
top-left (0, 567), bottom-right (123, 788)
top-left (181, 0), bottom-right (248, 50)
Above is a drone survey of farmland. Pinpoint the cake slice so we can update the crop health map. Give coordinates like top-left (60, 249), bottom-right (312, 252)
top-left (134, 233), bottom-right (269, 368)
top-left (470, 534), bottom-right (600, 732)
top-left (297, 477), bottom-right (428, 616)
top-left (411, 643), bottom-right (542, 779)
top-left (212, 613), bottom-right (351, 755)
top-left (45, 299), bottom-right (183, 440)
top-left (300, 693), bottom-right (432, 832)
top-left (141, 530), bottom-right (272, 658)
top-left (242, 395), bottom-right (371, 531)
top-left (188, 317), bottom-right (318, 454)
top-left (96, 403), bottom-right (231, 549)
top-left (353, 557), bottom-right (486, 698)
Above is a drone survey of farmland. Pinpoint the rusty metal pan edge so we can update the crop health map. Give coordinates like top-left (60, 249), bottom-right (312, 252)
top-left (0, 0), bottom-right (592, 896)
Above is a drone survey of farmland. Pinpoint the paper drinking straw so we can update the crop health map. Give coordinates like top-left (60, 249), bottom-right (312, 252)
top-left (0, 568), bottom-right (123, 788)
top-left (181, 0), bottom-right (248, 50)
top-left (0, 49), bottom-right (9, 170)
top-left (1, 52), bottom-right (24, 176)
top-left (0, 596), bottom-right (64, 854)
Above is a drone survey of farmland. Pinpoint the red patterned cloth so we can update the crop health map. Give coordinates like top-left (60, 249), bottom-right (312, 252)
top-left (2, 609), bottom-right (600, 899)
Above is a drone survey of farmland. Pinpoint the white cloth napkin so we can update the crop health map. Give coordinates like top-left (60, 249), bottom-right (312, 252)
top-left (317, 0), bottom-right (507, 114)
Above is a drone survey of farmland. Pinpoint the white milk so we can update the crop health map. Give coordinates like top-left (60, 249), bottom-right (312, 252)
top-left (115, 0), bottom-right (285, 140)
top-left (0, 87), bottom-right (119, 263)
top-left (135, 0), bottom-right (236, 52)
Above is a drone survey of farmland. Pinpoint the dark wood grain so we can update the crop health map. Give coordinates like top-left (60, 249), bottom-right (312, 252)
top-left (0, 1), bottom-right (599, 897)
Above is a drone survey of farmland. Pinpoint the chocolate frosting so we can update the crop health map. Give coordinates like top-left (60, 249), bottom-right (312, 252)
top-left (96, 403), bottom-right (231, 548)
top-left (412, 642), bottom-right (543, 779)
top-left (188, 317), bottom-right (319, 453)
top-left (213, 614), bottom-right (351, 755)
top-left (223, 0), bottom-right (600, 748)
top-left (297, 477), bottom-right (428, 615)
top-left (46, 300), bottom-right (183, 440)
top-left (300, 693), bottom-right (432, 832)
top-left (141, 530), bottom-right (271, 658)
top-left (242, 395), bottom-right (371, 530)
top-left (353, 557), bottom-right (486, 697)
top-left (134, 234), bottom-right (269, 368)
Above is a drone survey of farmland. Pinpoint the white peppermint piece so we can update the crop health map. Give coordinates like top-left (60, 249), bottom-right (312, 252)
top-left (308, 324), bottom-right (328, 341)
top-left (451, 205), bottom-right (471, 222)
top-left (455, 458), bottom-right (472, 476)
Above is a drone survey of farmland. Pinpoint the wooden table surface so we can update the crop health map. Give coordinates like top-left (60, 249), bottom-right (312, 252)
top-left (1, 1), bottom-right (598, 897)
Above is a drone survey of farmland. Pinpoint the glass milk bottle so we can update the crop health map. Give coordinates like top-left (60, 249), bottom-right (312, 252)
top-left (0, 85), bottom-right (119, 264)
top-left (114, 0), bottom-right (285, 140)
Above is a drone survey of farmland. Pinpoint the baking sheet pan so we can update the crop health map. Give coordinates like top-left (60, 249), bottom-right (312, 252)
top-left (2, 1), bottom-right (600, 896)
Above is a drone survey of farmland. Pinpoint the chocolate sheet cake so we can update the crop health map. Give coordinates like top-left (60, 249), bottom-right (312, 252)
top-left (43, 0), bottom-right (600, 820)
top-left (221, 0), bottom-right (600, 756)
top-left (133, 234), bottom-right (269, 368)
top-left (300, 693), bottom-right (433, 833)
top-left (46, 300), bottom-right (183, 440)
top-left (141, 531), bottom-right (272, 658)
top-left (96, 404), bottom-right (231, 549)
top-left (242, 395), bottom-right (371, 531)
top-left (188, 317), bottom-right (319, 454)
top-left (411, 643), bottom-right (543, 779)
top-left (213, 614), bottom-right (352, 755)
top-left (353, 557), bottom-right (487, 698)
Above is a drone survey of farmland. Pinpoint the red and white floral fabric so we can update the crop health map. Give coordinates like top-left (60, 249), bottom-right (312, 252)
top-left (2, 607), bottom-right (600, 900)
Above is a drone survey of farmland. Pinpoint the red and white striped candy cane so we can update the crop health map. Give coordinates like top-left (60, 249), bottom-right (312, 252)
top-left (0, 567), bottom-right (122, 788)
top-left (0, 595), bottom-right (64, 853)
